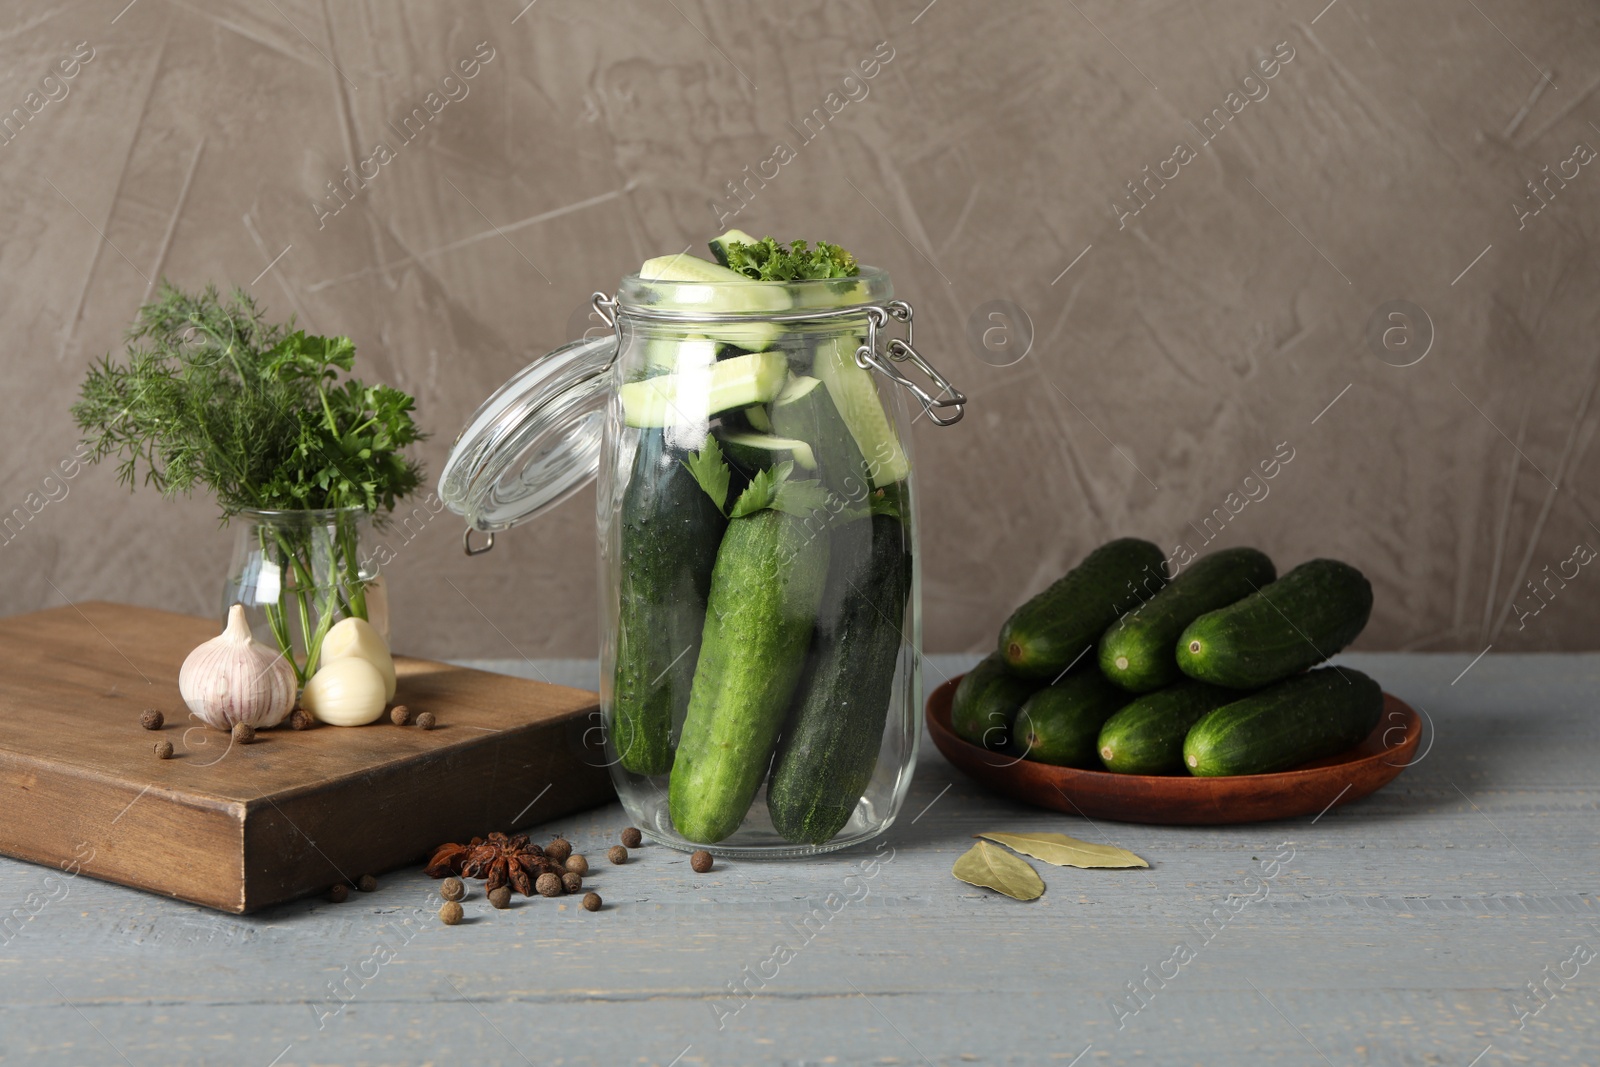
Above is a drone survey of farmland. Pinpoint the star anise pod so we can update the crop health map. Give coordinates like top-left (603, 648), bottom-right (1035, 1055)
top-left (424, 836), bottom-right (483, 878)
top-left (439, 831), bottom-right (558, 895)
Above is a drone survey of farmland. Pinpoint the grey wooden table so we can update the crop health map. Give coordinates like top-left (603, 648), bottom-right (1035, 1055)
top-left (1, 652), bottom-right (1595, 1067)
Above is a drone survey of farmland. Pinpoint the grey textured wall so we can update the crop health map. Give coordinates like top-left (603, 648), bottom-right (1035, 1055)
top-left (2, 0), bottom-right (1597, 659)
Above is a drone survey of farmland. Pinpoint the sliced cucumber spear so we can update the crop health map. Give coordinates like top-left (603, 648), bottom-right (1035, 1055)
top-left (620, 351), bottom-right (789, 428)
top-left (811, 337), bottom-right (911, 486)
top-left (638, 254), bottom-right (786, 350)
top-left (769, 375), bottom-right (871, 500)
top-left (718, 431), bottom-right (818, 473)
top-left (709, 228), bottom-right (760, 267)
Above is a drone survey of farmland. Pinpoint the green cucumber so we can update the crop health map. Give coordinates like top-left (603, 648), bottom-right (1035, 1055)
top-left (743, 404), bottom-right (773, 432)
top-left (1096, 680), bottom-right (1236, 775)
top-left (769, 375), bottom-right (872, 501)
top-left (610, 428), bottom-right (727, 775)
top-left (950, 652), bottom-right (1039, 751)
top-left (999, 538), bottom-right (1167, 679)
top-left (1183, 666), bottom-right (1384, 776)
top-left (709, 228), bottom-right (761, 267)
top-left (620, 350), bottom-right (788, 428)
top-left (811, 337), bottom-right (911, 486)
top-left (1012, 671), bottom-right (1129, 767)
top-left (638, 254), bottom-right (785, 349)
top-left (1177, 559), bottom-right (1373, 689)
top-left (768, 514), bottom-right (911, 844)
top-left (668, 509), bottom-right (830, 843)
top-left (1099, 547), bottom-right (1277, 693)
top-left (717, 430), bottom-right (817, 473)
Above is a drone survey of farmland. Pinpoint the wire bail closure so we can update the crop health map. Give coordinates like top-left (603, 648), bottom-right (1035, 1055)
top-left (855, 300), bottom-right (965, 426)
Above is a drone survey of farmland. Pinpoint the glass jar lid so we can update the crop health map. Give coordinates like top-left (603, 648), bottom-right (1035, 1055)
top-left (438, 333), bottom-right (617, 534)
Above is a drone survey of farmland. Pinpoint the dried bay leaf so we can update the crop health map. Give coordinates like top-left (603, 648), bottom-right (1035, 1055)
top-left (978, 831), bottom-right (1148, 870)
top-left (951, 840), bottom-right (1045, 901)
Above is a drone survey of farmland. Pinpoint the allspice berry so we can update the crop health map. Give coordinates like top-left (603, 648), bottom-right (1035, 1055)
top-left (232, 722), bottom-right (255, 745)
top-left (581, 892), bottom-right (602, 912)
top-left (545, 838), bottom-right (572, 863)
top-left (390, 704), bottom-right (411, 726)
top-left (621, 827), bottom-right (643, 849)
top-left (139, 708), bottom-right (164, 731)
top-left (415, 711), bottom-right (436, 730)
top-left (439, 877), bottom-right (466, 902)
top-left (439, 901), bottom-right (463, 925)
top-left (154, 740), bottom-right (174, 760)
top-left (690, 850), bottom-right (714, 874)
top-left (328, 883), bottom-right (349, 904)
top-left (535, 872), bottom-right (563, 898)
top-left (565, 854), bottom-right (588, 876)
top-left (607, 845), bottom-right (628, 865)
top-left (561, 871), bottom-right (583, 894)
top-left (288, 708), bottom-right (316, 730)
top-left (357, 874), bottom-right (377, 893)
top-left (488, 886), bottom-right (512, 909)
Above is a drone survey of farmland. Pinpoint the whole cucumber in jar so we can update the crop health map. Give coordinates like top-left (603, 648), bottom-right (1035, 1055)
top-left (610, 427), bottom-right (726, 775)
top-left (768, 511), bottom-right (911, 845)
top-left (669, 509), bottom-right (830, 844)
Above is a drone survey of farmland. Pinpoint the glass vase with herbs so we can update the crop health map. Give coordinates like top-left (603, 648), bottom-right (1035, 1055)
top-left (72, 283), bottom-right (425, 687)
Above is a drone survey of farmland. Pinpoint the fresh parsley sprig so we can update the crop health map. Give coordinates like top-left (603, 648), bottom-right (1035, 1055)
top-left (720, 237), bottom-right (859, 281)
top-left (682, 434), bottom-right (846, 520)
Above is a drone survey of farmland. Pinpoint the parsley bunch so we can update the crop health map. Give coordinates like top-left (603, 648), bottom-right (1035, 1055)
top-left (720, 237), bottom-right (859, 281)
top-left (72, 282), bottom-right (424, 519)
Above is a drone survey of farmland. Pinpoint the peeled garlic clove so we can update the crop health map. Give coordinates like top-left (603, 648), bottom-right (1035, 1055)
top-left (321, 616), bottom-right (397, 702)
top-left (179, 604), bottom-right (297, 731)
top-left (301, 656), bottom-right (388, 727)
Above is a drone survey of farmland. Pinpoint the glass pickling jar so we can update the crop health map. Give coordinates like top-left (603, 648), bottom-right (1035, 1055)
top-left (441, 266), bottom-right (964, 855)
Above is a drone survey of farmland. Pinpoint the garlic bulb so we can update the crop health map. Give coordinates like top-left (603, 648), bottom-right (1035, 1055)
top-left (179, 604), bottom-right (297, 730)
top-left (301, 656), bottom-right (388, 726)
top-left (320, 616), bottom-right (396, 701)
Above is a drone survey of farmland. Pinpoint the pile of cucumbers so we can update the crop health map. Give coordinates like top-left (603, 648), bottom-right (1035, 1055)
top-left (610, 232), bottom-right (912, 847)
top-left (952, 539), bottom-right (1384, 776)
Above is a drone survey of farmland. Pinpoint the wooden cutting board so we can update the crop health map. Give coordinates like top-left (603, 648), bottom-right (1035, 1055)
top-left (0, 602), bottom-right (612, 913)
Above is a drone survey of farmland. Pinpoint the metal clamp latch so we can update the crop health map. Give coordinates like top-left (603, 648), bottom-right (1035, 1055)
top-left (856, 300), bottom-right (966, 426)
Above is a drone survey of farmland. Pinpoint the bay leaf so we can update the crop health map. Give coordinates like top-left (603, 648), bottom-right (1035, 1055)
top-left (951, 840), bottom-right (1045, 901)
top-left (978, 831), bottom-right (1148, 870)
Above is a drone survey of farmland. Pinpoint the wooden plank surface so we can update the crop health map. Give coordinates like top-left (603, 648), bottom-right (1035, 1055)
top-left (0, 651), bottom-right (1595, 1066)
top-left (0, 603), bottom-right (612, 912)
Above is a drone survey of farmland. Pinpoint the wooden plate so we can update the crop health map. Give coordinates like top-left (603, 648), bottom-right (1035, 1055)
top-left (925, 674), bottom-right (1422, 825)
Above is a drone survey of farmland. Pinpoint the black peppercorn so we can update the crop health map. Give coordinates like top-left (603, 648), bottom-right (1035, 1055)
top-left (690, 850), bottom-right (713, 874)
top-left (581, 892), bottom-right (601, 912)
top-left (139, 708), bottom-right (164, 731)
top-left (621, 827), bottom-right (643, 848)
